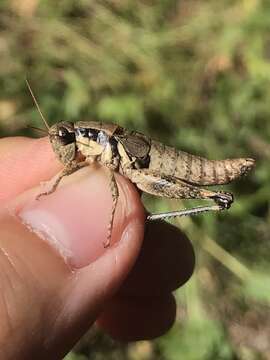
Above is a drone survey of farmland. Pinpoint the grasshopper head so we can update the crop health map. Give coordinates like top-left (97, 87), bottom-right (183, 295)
top-left (49, 121), bottom-right (76, 165)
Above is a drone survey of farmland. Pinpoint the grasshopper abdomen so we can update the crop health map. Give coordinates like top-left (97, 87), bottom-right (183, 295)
top-left (148, 141), bottom-right (255, 186)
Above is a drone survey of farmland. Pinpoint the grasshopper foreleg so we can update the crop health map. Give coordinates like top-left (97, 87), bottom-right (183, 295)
top-left (123, 169), bottom-right (233, 221)
top-left (36, 160), bottom-right (88, 200)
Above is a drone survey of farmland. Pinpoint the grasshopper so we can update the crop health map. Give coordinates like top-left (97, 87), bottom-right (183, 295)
top-left (27, 82), bottom-right (255, 247)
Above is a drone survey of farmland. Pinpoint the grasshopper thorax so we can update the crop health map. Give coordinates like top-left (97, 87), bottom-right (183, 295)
top-left (74, 123), bottom-right (117, 161)
top-left (49, 121), bottom-right (77, 165)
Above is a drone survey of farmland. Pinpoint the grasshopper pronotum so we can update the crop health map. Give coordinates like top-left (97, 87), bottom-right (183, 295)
top-left (27, 81), bottom-right (255, 247)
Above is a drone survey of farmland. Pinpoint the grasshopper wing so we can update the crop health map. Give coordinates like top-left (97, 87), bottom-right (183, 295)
top-left (116, 131), bottom-right (151, 158)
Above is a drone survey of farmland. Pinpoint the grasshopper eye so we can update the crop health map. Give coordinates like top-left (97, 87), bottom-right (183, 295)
top-left (58, 126), bottom-right (75, 145)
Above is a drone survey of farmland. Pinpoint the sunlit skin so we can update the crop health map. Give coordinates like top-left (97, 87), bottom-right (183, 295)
top-left (0, 137), bottom-right (194, 359)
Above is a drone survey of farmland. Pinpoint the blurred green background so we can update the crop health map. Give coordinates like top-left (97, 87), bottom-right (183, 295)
top-left (0, 0), bottom-right (269, 359)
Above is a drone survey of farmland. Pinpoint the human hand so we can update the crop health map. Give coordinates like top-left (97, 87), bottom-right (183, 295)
top-left (0, 136), bottom-right (195, 360)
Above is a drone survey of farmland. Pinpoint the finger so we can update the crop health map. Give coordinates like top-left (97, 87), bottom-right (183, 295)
top-left (0, 167), bottom-right (144, 359)
top-left (97, 293), bottom-right (176, 341)
top-left (97, 221), bottom-right (194, 340)
top-left (0, 137), bottom-right (194, 289)
top-left (0, 137), bottom-right (60, 204)
top-left (119, 220), bottom-right (195, 296)
top-left (0, 136), bottom-right (192, 347)
top-left (0, 137), bottom-right (194, 294)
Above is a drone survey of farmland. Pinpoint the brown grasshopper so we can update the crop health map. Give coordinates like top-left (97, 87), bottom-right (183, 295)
top-left (27, 82), bottom-right (255, 247)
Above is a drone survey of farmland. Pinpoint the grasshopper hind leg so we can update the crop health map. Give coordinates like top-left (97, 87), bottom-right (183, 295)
top-left (123, 169), bottom-right (234, 221)
top-left (210, 192), bottom-right (233, 209)
top-left (148, 191), bottom-right (234, 221)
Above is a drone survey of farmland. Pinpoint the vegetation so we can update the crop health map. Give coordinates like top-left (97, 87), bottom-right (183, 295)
top-left (0, 0), bottom-right (269, 358)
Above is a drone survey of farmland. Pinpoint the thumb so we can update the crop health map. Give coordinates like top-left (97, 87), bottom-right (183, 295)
top-left (0, 166), bottom-right (144, 360)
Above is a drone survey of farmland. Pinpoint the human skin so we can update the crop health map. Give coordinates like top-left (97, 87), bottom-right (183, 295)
top-left (0, 137), bottom-right (195, 360)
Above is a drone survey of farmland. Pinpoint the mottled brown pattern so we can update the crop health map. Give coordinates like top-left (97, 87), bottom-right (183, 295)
top-left (175, 150), bottom-right (188, 180)
top-left (123, 168), bottom-right (233, 208)
top-left (41, 120), bottom-right (255, 246)
top-left (212, 161), bottom-right (217, 184)
top-left (163, 145), bottom-right (177, 175)
top-left (148, 140), bottom-right (255, 186)
top-left (223, 160), bottom-right (230, 183)
top-left (148, 141), bottom-right (163, 171)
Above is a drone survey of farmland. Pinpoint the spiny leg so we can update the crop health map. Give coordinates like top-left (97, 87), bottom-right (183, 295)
top-left (124, 169), bottom-right (233, 220)
top-left (36, 161), bottom-right (89, 200)
top-left (147, 204), bottom-right (222, 221)
top-left (103, 169), bottom-right (119, 248)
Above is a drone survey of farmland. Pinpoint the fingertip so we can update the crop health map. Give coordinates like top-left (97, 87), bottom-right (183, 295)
top-left (0, 167), bottom-right (145, 354)
top-left (97, 293), bottom-right (176, 341)
top-left (16, 166), bottom-right (145, 269)
top-left (0, 137), bottom-right (61, 203)
top-left (120, 221), bottom-right (195, 296)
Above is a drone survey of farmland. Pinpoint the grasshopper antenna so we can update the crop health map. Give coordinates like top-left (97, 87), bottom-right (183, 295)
top-left (27, 125), bottom-right (48, 134)
top-left (25, 79), bottom-right (50, 131)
